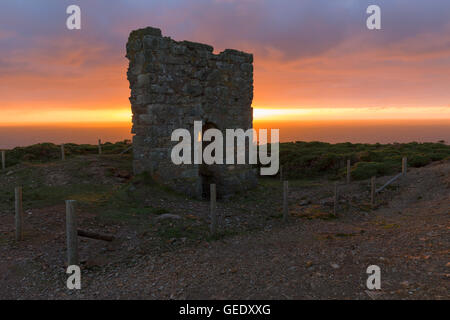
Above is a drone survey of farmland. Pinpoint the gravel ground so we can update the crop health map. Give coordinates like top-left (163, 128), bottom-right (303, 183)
top-left (0, 159), bottom-right (449, 299)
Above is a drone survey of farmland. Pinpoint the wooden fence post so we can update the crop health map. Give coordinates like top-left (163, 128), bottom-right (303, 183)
top-left (98, 139), bottom-right (102, 155)
top-left (346, 159), bottom-right (351, 184)
top-left (15, 187), bottom-right (23, 241)
top-left (210, 184), bottom-right (217, 235)
top-left (370, 176), bottom-right (376, 208)
top-left (61, 144), bottom-right (65, 161)
top-left (402, 157), bottom-right (407, 176)
top-left (333, 182), bottom-right (339, 216)
top-left (1, 150), bottom-right (5, 170)
top-left (283, 181), bottom-right (289, 222)
top-left (66, 200), bottom-right (79, 265)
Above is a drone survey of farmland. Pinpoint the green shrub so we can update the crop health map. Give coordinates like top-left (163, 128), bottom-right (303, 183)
top-left (275, 141), bottom-right (449, 180)
top-left (374, 160), bottom-right (399, 176)
top-left (408, 154), bottom-right (432, 167)
top-left (2, 141), bottom-right (132, 166)
top-left (351, 162), bottom-right (379, 180)
top-left (429, 152), bottom-right (448, 161)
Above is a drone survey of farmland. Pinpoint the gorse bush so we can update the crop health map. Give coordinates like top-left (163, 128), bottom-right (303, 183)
top-left (278, 141), bottom-right (449, 180)
top-left (408, 154), bottom-right (432, 167)
top-left (2, 140), bottom-right (449, 181)
top-left (2, 140), bottom-right (131, 167)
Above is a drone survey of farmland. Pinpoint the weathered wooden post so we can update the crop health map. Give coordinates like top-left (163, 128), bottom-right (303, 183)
top-left (283, 181), bottom-right (289, 222)
top-left (346, 159), bottom-right (351, 184)
top-left (333, 182), bottom-right (338, 216)
top-left (402, 157), bottom-right (407, 176)
top-left (370, 176), bottom-right (376, 208)
top-left (15, 187), bottom-right (23, 241)
top-left (1, 150), bottom-right (5, 170)
top-left (61, 144), bottom-right (65, 161)
top-left (210, 184), bottom-right (217, 235)
top-left (98, 139), bottom-right (102, 155)
top-left (66, 200), bottom-right (79, 265)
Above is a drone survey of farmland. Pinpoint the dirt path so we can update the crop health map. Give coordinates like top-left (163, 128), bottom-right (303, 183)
top-left (1, 160), bottom-right (449, 299)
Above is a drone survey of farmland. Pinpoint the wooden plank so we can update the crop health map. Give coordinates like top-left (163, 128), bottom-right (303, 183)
top-left (120, 145), bottom-right (133, 155)
top-left (210, 184), bottom-right (217, 235)
top-left (15, 187), bottom-right (23, 241)
top-left (283, 181), bottom-right (289, 222)
top-left (402, 157), bottom-right (407, 176)
top-left (376, 173), bottom-right (403, 193)
top-left (333, 182), bottom-right (338, 216)
top-left (1, 150), bottom-right (5, 170)
top-left (66, 200), bottom-right (79, 265)
top-left (346, 159), bottom-right (351, 184)
top-left (61, 144), bottom-right (65, 161)
top-left (370, 176), bottom-right (376, 208)
top-left (77, 229), bottom-right (114, 242)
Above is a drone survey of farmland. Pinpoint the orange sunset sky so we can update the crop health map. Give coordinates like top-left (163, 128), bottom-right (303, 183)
top-left (0, 0), bottom-right (449, 126)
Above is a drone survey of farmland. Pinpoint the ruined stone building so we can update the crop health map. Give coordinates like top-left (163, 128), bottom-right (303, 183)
top-left (126, 27), bottom-right (257, 198)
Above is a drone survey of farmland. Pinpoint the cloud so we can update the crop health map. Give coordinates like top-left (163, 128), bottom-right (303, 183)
top-left (0, 0), bottom-right (449, 120)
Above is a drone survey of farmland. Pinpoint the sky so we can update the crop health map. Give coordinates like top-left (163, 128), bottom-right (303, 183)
top-left (0, 0), bottom-right (450, 125)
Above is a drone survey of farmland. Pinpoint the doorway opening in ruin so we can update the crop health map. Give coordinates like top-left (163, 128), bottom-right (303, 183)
top-left (200, 122), bottom-right (221, 199)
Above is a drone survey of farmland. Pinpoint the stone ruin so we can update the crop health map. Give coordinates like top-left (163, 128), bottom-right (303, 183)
top-left (126, 27), bottom-right (257, 198)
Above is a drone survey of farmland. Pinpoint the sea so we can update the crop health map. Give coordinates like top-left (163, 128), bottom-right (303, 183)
top-left (0, 119), bottom-right (448, 149)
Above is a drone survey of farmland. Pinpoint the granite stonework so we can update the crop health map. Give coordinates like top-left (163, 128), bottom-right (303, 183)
top-left (126, 27), bottom-right (257, 198)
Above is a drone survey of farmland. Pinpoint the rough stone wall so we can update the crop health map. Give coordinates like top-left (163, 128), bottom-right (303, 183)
top-left (126, 27), bottom-right (257, 198)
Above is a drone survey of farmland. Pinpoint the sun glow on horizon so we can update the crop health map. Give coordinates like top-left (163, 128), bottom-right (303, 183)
top-left (253, 106), bottom-right (450, 121)
top-left (0, 107), bottom-right (132, 126)
top-left (1, 106), bottom-right (449, 126)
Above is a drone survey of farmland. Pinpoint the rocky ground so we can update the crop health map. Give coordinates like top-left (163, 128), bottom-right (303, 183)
top-left (0, 156), bottom-right (448, 299)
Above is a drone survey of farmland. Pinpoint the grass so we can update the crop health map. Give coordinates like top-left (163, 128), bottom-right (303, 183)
top-left (1, 140), bottom-right (131, 167)
top-left (1, 140), bottom-right (448, 244)
top-left (3, 140), bottom-right (448, 182)
top-left (0, 183), bottom-right (114, 212)
top-left (0, 153), bottom-right (134, 211)
top-left (25, 184), bottom-right (112, 207)
top-left (0, 171), bottom-right (173, 224)
top-left (2, 140), bottom-right (446, 214)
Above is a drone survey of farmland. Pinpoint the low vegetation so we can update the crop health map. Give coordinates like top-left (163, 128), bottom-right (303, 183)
top-left (0, 140), bottom-right (448, 256)
top-left (1, 140), bottom-right (448, 183)
top-left (279, 141), bottom-right (449, 180)
top-left (0, 140), bottom-right (131, 167)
